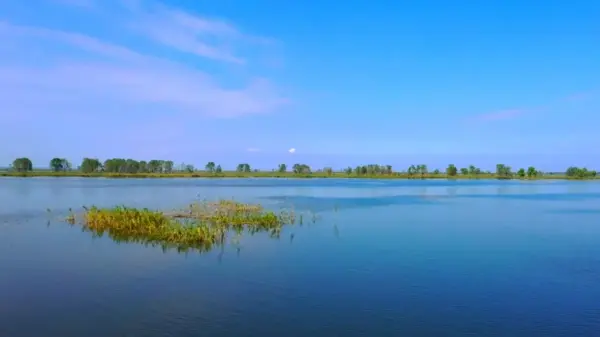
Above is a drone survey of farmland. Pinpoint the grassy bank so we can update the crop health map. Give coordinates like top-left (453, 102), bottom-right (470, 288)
top-left (63, 200), bottom-right (312, 252)
top-left (0, 170), bottom-right (594, 180)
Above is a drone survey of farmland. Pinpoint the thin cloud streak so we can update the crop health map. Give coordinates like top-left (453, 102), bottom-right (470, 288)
top-left (564, 90), bottom-right (598, 102)
top-left (466, 87), bottom-right (597, 123)
top-left (479, 109), bottom-right (523, 121)
top-left (0, 21), bottom-right (143, 61)
top-left (52, 0), bottom-right (97, 8)
top-left (471, 109), bottom-right (525, 122)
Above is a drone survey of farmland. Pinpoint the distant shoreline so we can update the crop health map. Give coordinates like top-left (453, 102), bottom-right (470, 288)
top-left (1, 171), bottom-right (597, 180)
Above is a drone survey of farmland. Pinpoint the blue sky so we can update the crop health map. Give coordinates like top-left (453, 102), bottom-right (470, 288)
top-left (1, 0), bottom-right (599, 171)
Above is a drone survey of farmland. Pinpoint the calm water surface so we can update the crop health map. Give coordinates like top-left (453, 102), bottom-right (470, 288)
top-left (1, 177), bottom-right (600, 336)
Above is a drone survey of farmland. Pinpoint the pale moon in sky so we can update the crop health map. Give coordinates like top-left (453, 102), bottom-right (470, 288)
top-left (288, 148), bottom-right (296, 153)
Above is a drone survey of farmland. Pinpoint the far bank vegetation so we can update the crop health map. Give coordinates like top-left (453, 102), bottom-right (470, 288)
top-left (3, 157), bottom-right (598, 180)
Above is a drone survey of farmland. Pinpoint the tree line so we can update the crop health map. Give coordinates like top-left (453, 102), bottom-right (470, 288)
top-left (6, 157), bottom-right (598, 179)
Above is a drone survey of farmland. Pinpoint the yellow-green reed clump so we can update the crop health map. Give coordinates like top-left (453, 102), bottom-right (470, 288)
top-left (177, 200), bottom-right (286, 234)
top-left (72, 200), bottom-right (297, 252)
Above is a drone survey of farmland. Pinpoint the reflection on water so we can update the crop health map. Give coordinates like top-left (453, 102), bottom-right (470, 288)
top-left (263, 194), bottom-right (441, 212)
top-left (547, 208), bottom-right (600, 214)
top-left (1, 178), bottom-right (600, 337)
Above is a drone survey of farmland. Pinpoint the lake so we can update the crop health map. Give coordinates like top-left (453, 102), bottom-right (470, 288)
top-left (1, 177), bottom-right (600, 336)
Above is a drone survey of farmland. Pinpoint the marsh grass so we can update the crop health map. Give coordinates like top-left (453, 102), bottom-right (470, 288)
top-left (64, 200), bottom-right (308, 252)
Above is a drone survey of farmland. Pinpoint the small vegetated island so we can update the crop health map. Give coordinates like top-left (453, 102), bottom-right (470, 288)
top-left (61, 200), bottom-right (311, 253)
top-left (3, 157), bottom-right (598, 180)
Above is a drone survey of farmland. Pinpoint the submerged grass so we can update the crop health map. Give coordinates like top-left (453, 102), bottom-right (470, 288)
top-left (65, 200), bottom-right (306, 252)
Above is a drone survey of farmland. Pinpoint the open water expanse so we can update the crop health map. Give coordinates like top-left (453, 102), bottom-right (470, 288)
top-left (1, 177), bottom-right (600, 337)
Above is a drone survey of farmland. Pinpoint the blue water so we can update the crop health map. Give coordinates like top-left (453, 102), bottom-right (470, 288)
top-left (1, 177), bottom-right (600, 336)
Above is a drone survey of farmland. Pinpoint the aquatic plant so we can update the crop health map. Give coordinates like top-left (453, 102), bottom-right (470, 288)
top-left (65, 200), bottom-right (302, 252)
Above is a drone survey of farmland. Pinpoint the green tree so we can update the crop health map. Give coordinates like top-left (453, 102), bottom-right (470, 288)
top-left (148, 160), bottom-right (164, 173)
top-left (163, 161), bottom-right (174, 174)
top-left (12, 157), bottom-right (33, 172)
top-left (127, 159), bottom-right (140, 173)
top-left (417, 164), bottom-right (428, 178)
top-left (566, 166), bottom-right (578, 177)
top-left (205, 162), bottom-right (216, 173)
top-left (324, 167), bottom-right (333, 176)
top-left (566, 166), bottom-right (597, 179)
top-left (495, 164), bottom-right (512, 179)
top-left (526, 166), bottom-right (538, 178)
top-left (292, 163), bottom-right (311, 174)
top-left (433, 169), bottom-right (440, 175)
top-left (103, 158), bottom-right (120, 173)
top-left (80, 158), bottom-right (102, 173)
top-left (103, 158), bottom-right (140, 173)
top-left (468, 165), bottom-right (481, 176)
top-left (63, 159), bottom-right (72, 171)
top-left (517, 168), bottom-right (526, 178)
top-left (278, 163), bottom-right (287, 173)
top-left (349, 164), bottom-right (388, 176)
top-left (446, 164), bottom-right (458, 177)
top-left (50, 158), bottom-right (63, 172)
top-left (407, 165), bottom-right (417, 177)
top-left (236, 163), bottom-right (251, 173)
top-left (49, 158), bottom-right (71, 172)
top-left (215, 165), bottom-right (222, 173)
top-left (460, 167), bottom-right (469, 175)
top-left (344, 167), bottom-right (353, 175)
top-left (139, 160), bottom-right (148, 173)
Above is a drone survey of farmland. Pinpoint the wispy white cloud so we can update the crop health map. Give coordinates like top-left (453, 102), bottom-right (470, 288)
top-left (246, 148), bottom-right (261, 152)
top-left (0, 0), bottom-right (287, 122)
top-left (122, 0), bottom-right (271, 64)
